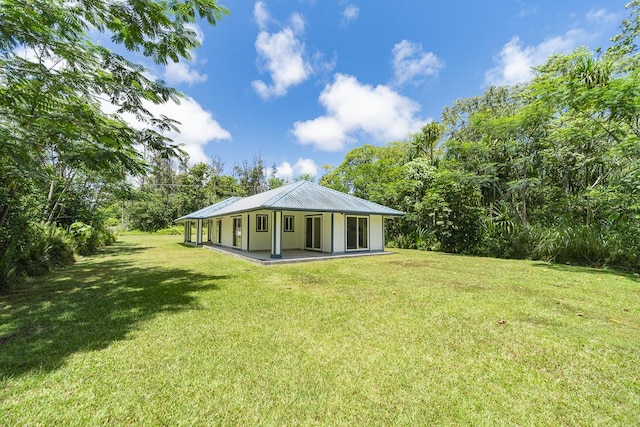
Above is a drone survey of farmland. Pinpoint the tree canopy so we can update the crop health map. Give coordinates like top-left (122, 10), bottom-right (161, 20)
top-left (0, 0), bottom-right (228, 287)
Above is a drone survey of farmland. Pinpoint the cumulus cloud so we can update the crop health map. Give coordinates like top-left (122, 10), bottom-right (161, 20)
top-left (484, 29), bottom-right (590, 86)
top-left (163, 59), bottom-right (207, 85)
top-left (291, 73), bottom-right (428, 152)
top-left (153, 96), bottom-right (231, 163)
top-left (104, 96), bottom-right (231, 164)
top-left (252, 2), bottom-right (312, 99)
top-left (391, 40), bottom-right (444, 86)
top-left (274, 158), bottom-right (319, 180)
top-left (341, 5), bottom-right (359, 24)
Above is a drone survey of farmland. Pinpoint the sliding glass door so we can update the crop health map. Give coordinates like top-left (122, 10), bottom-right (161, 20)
top-left (215, 219), bottom-right (222, 244)
top-left (305, 216), bottom-right (321, 251)
top-left (233, 217), bottom-right (242, 247)
top-left (346, 216), bottom-right (368, 250)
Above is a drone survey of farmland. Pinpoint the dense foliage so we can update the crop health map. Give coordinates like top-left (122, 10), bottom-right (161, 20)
top-left (121, 155), bottom-right (275, 232)
top-left (321, 1), bottom-right (640, 269)
top-left (0, 0), bottom-right (228, 288)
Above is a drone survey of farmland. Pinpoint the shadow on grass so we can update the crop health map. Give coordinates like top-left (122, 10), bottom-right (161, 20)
top-left (0, 241), bottom-right (227, 378)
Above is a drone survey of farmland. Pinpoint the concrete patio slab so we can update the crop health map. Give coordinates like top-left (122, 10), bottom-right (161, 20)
top-left (200, 243), bottom-right (395, 265)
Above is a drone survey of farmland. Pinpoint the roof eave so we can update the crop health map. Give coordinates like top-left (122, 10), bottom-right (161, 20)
top-left (200, 206), bottom-right (405, 218)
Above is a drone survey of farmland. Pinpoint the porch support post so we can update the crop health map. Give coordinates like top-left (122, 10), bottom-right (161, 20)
top-left (184, 222), bottom-right (189, 243)
top-left (196, 219), bottom-right (202, 246)
top-left (271, 211), bottom-right (282, 258)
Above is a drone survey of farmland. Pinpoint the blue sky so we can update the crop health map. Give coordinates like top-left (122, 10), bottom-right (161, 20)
top-left (125, 0), bottom-right (625, 180)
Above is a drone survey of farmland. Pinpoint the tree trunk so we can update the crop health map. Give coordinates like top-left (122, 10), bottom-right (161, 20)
top-left (45, 169), bottom-right (77, 224)
top-left (0, 204), bottom-right (9, 229)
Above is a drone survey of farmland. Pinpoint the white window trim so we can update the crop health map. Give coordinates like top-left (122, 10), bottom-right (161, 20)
top-left (284, 215), bottom-right (295, 232)
top-left (256, 214), bottom-right (268, 232)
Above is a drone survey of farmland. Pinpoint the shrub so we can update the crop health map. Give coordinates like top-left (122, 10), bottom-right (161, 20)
top-left (68, 221), bottom-right (100, 255)
top-left (156, 225), bottom-right (184, 235)
top-left (5, 223), bottom-right (76, 284)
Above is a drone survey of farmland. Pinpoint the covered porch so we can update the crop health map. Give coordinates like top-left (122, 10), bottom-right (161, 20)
top-left (176, 181), bottom-right (404, 260)
top-left (183, 208), bottom-right (385, 259)
top-left (201, 242), bottom-right (393, 265)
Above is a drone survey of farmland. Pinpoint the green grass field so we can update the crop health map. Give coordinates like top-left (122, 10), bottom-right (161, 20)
top-left (1, 234), bottom-right (638, 425)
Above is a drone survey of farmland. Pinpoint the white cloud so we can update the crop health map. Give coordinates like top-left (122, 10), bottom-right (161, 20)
top-left (291, 73), bottom-right (428, 152)
top-left (391, 40), bottom-right (444, 86)
top-left (254, 1), bottom-right (270, 31)
top-left (289, 12), bottom-right (306, 33)
top-left (274, 158), bottom-right (319, 180)
top-left (155, 96), bottom-right (231, 163)
top-left (252, 2), bottom-right (312, 99)
top-left (293, 158), bottom-right (319, 176)
top-left (104, 96), bottom-right (231, 164)
top-left (341, 5), bottom-right (359, 24)
top-left (485, 29), bottom-right (590, 86)
top-left (274, 162), bottom-right (293, 179)
top-left (585, 8), bottom-right (618, 26)
top-left (163, 60), bottom-right (207, 85)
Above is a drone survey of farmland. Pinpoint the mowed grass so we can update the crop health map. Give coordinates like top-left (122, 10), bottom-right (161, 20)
top-left (1, 235), bottom-right (639, 426)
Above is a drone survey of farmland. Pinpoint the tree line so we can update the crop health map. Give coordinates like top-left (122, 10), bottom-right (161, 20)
top-left (120, 153), bottom-right (310, 232)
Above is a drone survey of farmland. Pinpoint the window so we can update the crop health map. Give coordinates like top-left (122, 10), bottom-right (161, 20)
top-left (256, 214), bottom-right (268, 232)
top-left (346, 216), bottom-right (368, 250)
top-left (284, 215), bottom-right (294, 232)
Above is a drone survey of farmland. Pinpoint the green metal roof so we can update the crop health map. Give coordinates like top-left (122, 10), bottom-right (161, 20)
top-left (176, 181), bottom-right (404, 221)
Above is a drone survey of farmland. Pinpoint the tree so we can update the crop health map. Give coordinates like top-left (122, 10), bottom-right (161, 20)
top-left (294, 174), bottom-right (315, 183)
top-left (0, 0), bottom-right (229, 287)
top-left (320, 142), bottom-right (409, 203)
top-left (234, 155), bottom-right (267, 196)
top-left (175, 162), bottom-right (214, 216)
top-left (267, 163), bottom-right (286, 189)
top-left (410, 122), bottom-right (445, 163)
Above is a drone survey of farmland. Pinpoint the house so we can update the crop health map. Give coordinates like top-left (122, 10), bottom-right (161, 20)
top-left (175, 181), bottom-right (404, 259)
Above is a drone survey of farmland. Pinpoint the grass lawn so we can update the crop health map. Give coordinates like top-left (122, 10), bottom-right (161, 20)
top-left (1, 234), bottom-right (639, 425)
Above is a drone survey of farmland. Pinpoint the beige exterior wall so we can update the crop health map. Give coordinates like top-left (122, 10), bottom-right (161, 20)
top-left (282, 212), bottom-right (305, 249)
top-left (201, 210), bottom-right (389, 254)
top-left (247, 210), bottom-right (272, 251)
top-left (321, 213), bottom-right (332, 253)
top-left (332, 213), bottom-right (345, 252)
top-left (220, 216), bottom-right (235, 248)
top-left (370, 215), bottom-right (384, 251)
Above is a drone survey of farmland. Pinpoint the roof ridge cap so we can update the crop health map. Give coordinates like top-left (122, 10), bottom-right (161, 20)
top-left (262, 180), bottom-right (306, 207)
